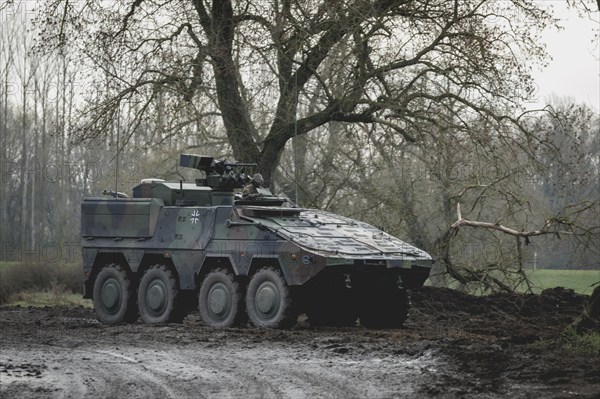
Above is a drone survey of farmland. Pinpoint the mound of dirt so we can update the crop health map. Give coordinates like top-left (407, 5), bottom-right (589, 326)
top-left (408, 286), bottom-right (598, 397)
top-left (409, 286), bottom-right (588, 342)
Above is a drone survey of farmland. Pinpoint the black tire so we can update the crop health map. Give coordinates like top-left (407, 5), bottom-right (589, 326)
top-left (358, 286), bottom-right (409, 329)
top-left (138, 265), bottom-right (181, 324)
top-left (198, 269), bottom-right (244, 328)
top-left (93, 264), bottom-right (138, 324)
top-left (246, 268), bottom-right (296, 329)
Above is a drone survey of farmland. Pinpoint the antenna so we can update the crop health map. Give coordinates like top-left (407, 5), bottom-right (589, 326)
top-left (114, 106), bottom-right (120, 198)
top-left (294, 68), bottom-right (298, 205)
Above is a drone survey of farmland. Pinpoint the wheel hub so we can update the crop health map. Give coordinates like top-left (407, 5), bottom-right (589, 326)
top-left (101, 278), bottom-right (120, 311)
top-left (208, 283), bottom-right (230, 317)
top-left (146, 280), bottom-right (166, 312)
top-left (256, 282), bottom-right (279, 316)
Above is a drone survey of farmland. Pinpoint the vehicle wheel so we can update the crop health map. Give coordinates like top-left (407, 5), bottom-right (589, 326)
top-left (198, 269), bottom-right (244, 327)
top-left (246, 268), bottom-right (296, 329)
top-left (358, 286), bottom-right (408, 329)
top-left (138, 265), bottom-right (181, 324)
top-left (93, 264), bottom-right (138, 324)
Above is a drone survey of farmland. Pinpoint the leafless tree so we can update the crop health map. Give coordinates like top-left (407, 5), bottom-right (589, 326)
top-left (38, 0), bottom-right (554, 184)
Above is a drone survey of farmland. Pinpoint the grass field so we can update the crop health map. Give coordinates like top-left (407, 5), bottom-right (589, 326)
top-left (526, 269), bottom-right (599, 295)
top-left (429, 268), bottom-right (599, 295)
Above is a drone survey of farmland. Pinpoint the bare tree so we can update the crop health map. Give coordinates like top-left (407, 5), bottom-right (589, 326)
top-left (285, 98), bottom-right (599, 293)
top-left (0, 13), bottom-right (18, 256)
top-left (38, 0), bottom-right (554, 184)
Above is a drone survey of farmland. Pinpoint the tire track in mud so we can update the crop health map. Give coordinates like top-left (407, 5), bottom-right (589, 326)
top-left (1, 341), bottom-right (438, 398)
top-left (135, 346), bottom-right (437, 399)
top-left (0, 309), bottom-right (438, 398)
top-left (1, 346), bottom-right (182, 399)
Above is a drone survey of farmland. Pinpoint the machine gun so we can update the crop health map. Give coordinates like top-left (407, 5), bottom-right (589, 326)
top-left (180, 154), bottom-right (256, 191)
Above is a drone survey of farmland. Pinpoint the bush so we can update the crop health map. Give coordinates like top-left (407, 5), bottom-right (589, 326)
top-left (0, 262), bottom-right (82, 305)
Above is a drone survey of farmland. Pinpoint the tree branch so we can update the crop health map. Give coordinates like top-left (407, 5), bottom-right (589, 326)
top-left (450, 202), bottom-right (586, 241)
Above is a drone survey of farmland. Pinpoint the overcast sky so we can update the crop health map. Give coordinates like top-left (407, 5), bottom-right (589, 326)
top-left (529, 2), bottom-right (600, 111)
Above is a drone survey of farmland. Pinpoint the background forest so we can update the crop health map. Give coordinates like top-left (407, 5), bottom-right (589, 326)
top-left (0, 0), bottom-right (598, 294)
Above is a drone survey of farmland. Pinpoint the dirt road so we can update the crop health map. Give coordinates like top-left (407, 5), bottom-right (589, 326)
top-left (1, 287), bottom-right (598, 398)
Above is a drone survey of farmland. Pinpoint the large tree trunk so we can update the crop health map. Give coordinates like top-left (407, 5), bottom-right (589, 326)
top-left (203, 1), bottom-right (260, 164)
top-left (195, 1), bottom-right (351, 183)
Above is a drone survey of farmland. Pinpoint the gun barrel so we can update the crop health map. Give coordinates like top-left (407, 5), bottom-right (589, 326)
top-left (222, 162), bottom-right (257, 167)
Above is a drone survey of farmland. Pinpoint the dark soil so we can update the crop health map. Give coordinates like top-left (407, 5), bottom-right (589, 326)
top-left (1, 286), bottom-right (598, 398)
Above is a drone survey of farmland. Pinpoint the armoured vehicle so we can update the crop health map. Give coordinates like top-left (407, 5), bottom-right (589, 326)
top-left (81, 154), bottom-right (433, 328)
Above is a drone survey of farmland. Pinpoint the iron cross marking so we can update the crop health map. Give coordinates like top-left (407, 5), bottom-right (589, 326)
top-left (190, 209), bottom-right (200, 224)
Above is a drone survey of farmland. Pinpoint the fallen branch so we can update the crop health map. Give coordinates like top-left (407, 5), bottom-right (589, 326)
top-left (450, 203), bottom-right (574, 244)
top-left (436, 202), bottom-right (598, 294)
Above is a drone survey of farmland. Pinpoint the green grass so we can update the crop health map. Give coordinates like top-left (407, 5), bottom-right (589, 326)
top-left (527, 269), bottom-right (600, 295)
top-left (7, 289), bottom-right (93, 308)
top-left (0, 262), bottom-right (83, 305)
top-left (0, 260), bottom-right (91, 307)
top-left (532, 326), bottom-right (600, 355)
top-left (428, 268), bottom-right (598, 295)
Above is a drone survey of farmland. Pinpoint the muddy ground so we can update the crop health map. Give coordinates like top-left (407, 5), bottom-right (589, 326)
top-left (1, 287), bottom-right (598, 398)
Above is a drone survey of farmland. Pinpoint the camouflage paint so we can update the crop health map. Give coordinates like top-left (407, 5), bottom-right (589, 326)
top-left (82, 198), bottom-right (433, 296)
top-left (82, 154), bottom-right (433, 299)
